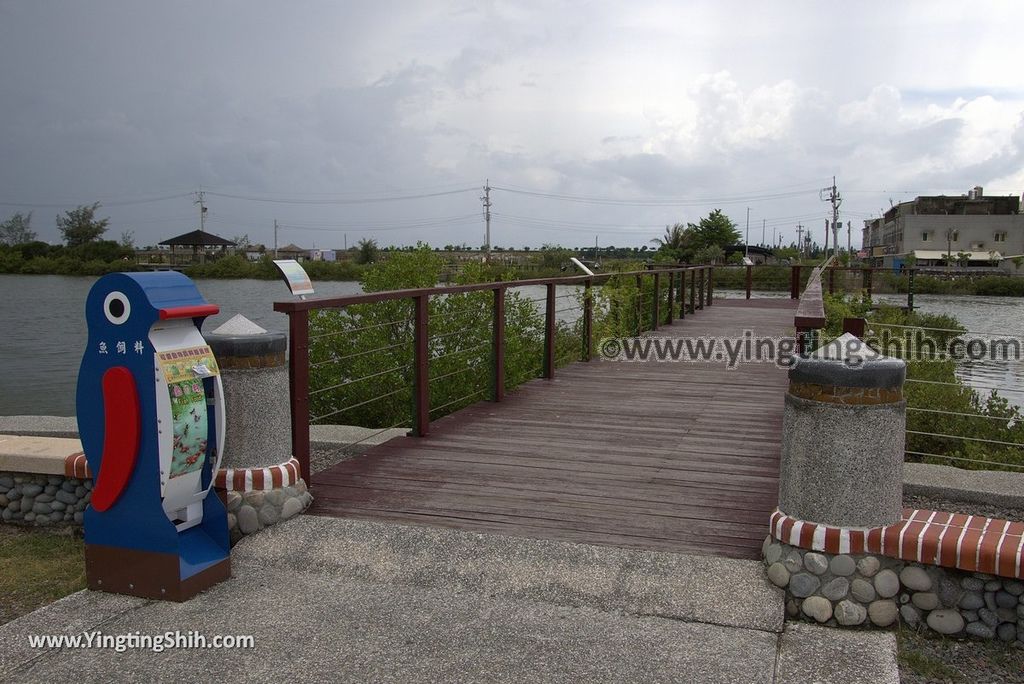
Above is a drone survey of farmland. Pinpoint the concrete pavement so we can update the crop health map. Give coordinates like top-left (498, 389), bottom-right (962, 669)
top-left (0, 515), bottom-right (898, 683)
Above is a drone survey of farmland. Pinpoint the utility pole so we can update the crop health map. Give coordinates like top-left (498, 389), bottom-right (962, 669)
top-left (745, 207), bottom-right (750, 257)
top-left (820, 176), bottom-right (842, 260)
top-left (481, 179), bottom-right (492, 263)
top-left (273, 219), bottom-right (279, 259)
top-left (795, 224), bottom-right (805, 255)
top-left (344, 233), bottom-right (347, 251)
top-left (823, 218), bottom-right (829, 256)
top-left (772, 226), bottom-right (776, 248)
top-left (194, 190), bottom-right (208, 233)
top-left (762, 218), bottom-right (765, 248)
top-left (847, 221), bottom-right (851, 257)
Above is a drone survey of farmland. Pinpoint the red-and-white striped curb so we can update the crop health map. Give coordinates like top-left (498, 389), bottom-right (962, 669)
top-left (64, 453), bottom-right (301, 493)
top-left (213, 458), bottom-right (301, 492)
top-left (771, 508), bottom-right (1024, 580)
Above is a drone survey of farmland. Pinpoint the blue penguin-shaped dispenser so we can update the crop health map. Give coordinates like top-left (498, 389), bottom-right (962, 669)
top-left (77, 271), bottom-right (231, 601)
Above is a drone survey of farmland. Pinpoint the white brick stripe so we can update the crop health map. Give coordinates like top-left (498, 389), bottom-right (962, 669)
top-left (994, 520), bottom-right (1011, 571)
top-left (916, 511), bottom-right (937, 562)
top-left (954, 515), bottom-right (974, 567)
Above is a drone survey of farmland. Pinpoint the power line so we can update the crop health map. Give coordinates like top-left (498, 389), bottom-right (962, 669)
top-left (0, 192), bottom-right (194, 209)
top-left (491, 185), bottom-right (819, 207)
top-left (204, 188), bottom-right (477, 205)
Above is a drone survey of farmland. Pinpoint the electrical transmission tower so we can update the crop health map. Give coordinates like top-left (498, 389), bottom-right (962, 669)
top-left (820, 177), bottom-right (842, 260)
top-left (480, 180), bottom-right (492, 262)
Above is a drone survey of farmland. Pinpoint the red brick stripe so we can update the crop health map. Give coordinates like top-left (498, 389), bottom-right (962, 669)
top-left (770, 508), bottom-right (1024, 580)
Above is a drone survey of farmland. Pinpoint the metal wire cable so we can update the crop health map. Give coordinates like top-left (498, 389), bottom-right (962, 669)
top-left (310, 340), bottom-right (410, 368)
top-left (310, 363), bottom-right (412, 396)
top-left (905, 450), bottom-right (1024, 471)
top-left (906, 431), bottom-right (1024, 449)
top-left (906, 407), bottom-right (1017, 422)
top-left (429, 388), bottom-right (488, 415)
top-left (311, 387), bottom-right (409, 423)
top-left (310, 316), bottom-right (413, 340)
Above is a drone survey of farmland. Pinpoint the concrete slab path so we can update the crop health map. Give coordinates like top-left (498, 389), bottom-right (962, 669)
top-left (0, 516), bottom-right (898, 683)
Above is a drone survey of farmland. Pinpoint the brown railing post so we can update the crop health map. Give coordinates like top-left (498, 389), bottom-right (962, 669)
top-left (689, 269), bottom-right (696, 313)
top-left (697, 268), bottom-right (705, 310)
top-left (492, 286), bottom-right (505, 401)
top-left (634, 274), bottom-right (643, 333)
top-left (828, 266), bottom-right (835, 295)
top-left (583, 278), bottom-right (593, 361)
top-left (652, 272), bottom-right (660, 330)
top-left (666, 270), bottom-right (674, 325)
top-left (790, 265), bottom-right (801, 299)
top-left (544, 283), bottom-right (556, 378)
top-left (706, 266), bottom-right (713, 306)
top-left (842, 317), bottom-right (866, 337)
top-left (745, 264), bottom-right (753, 299)
top-left (412, 294), bottom-right (430, 436)
top-left (287, 309), bottom-right (311, 486)
top-left (678, 270), bottom-right (685, 319)
top-left (863, 268), bottom-right (873, 298)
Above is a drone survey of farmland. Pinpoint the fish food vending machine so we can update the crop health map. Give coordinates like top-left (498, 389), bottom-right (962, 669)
top-left (77, 271), bottom-right (231, 601)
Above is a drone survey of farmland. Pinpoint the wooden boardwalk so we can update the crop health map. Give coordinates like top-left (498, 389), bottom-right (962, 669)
top-left (310, 297), bottom-right (797, 560)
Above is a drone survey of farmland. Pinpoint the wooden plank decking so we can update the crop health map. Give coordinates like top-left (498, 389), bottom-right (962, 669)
top-left (310, 297), bottom-right (798, 560)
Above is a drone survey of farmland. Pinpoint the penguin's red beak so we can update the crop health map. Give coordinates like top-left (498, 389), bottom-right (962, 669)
top-left (159, 305), bottom-right (220, 320)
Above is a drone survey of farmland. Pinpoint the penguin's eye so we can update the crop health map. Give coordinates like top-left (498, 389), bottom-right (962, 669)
top-left (103, 291), bottom-right (131, 325)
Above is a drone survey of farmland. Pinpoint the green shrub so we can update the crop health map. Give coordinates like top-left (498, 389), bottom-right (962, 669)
top-left (824, 294), bottom-right (1023, 471)
top-left (307, 246), bottom-right (548, 428)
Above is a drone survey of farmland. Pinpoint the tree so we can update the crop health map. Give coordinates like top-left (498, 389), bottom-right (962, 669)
top-left (57, 203), bottom-right (109, 247)
top-left (691, 209), bottom-right (740, 250)
top-left (119, 230), bottom-right (135, 248)
top-left (693, 245), bottom-right (725, 265)
top-left (650, 223), bottom-right (694, 261)
top-left (231, 234), bottom-right (252, 249)
top-left (355, 238), bottom-right (380, 265)
top-left (0, 212), bottom-right (36, 245)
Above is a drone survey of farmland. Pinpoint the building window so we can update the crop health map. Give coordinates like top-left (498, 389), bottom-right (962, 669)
top-left (994, 232), bottom-right (1007, 242)
top-left (951, 230), bottom-right (959, 242)
top-left (921, 231), bottom-right (930, 242)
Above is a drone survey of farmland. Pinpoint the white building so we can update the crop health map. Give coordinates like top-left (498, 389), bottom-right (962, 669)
top-left (862, 187), bottom-right (1024, 271)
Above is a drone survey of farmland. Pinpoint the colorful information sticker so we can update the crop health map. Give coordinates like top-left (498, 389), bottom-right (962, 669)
top-left (157, 346), bottom-right (219, 480)
top-left (273, 259), bottom-right (314, 296)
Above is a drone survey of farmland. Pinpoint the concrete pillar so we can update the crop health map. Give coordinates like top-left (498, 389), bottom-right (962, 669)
top-left (204, 315), bottom-right (291, 469)
top-left (777, 333), bottom-right (907, 528)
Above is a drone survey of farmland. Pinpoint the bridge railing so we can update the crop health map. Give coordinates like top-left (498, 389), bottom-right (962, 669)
top-left (835, 317), bottom-right (1024, 474)
top-left (793, 261), bottom-right (830, 354)
top-left (275, 265), bottom-right (713, 484)
top-left (707, 263), bottom-right (916, 305)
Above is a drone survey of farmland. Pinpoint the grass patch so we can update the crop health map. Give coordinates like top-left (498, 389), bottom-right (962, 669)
top-left (0, 525), bottom-right (86, 625)
top-left (899, 645), bottom-right (961, 682)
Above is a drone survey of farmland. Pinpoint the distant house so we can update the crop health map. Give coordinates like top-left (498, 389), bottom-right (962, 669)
top-left (244, 244), bottom-right (268, 262)
top-left (862, 186), bottom-right (1024, 271)
top-left (158, 230), bottom-right (237, 265)
top-left (276, 243), bottom-right (309, 261)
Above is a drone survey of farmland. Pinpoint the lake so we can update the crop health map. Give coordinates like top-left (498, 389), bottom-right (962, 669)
top-left (0, 274), bottom-right (580, 416)
top-left (2, 275), bottom-right (1023, 416)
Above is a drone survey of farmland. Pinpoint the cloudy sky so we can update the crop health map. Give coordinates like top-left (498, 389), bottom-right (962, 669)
top-left (1, 1), bottom-right (1022, 251)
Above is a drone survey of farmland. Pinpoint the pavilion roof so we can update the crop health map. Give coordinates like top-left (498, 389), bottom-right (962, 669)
top-left (158, 230), bottom-right (236, 247)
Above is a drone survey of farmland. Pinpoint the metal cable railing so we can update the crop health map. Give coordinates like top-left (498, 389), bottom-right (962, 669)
top-left (275, 265), bottom-right (710, 483)
top-left (863, 319), bottom-right (1024, 473)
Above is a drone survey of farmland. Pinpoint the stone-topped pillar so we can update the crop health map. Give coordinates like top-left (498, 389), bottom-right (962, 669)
top-left (204, 315), bottom-right (310, 543)
top-left (778, 333), bottom-right (907, 528)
